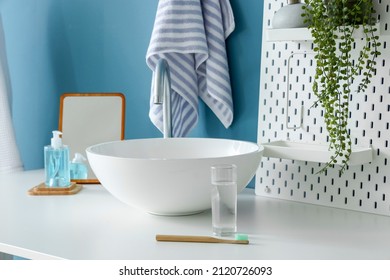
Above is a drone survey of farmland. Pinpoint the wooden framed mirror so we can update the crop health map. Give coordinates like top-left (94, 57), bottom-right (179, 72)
top-left (59, 93), bottom-right (125, 184)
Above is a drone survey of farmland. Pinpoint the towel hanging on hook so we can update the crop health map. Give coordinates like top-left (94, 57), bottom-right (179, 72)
top-left (146, 0), bottom-right (235, 137)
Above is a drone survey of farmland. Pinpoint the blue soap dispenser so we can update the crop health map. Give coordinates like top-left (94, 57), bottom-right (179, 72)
top-left (70, 153), bottom-right (88, 179)
top-left (44, 130), bottom-right (71, 187)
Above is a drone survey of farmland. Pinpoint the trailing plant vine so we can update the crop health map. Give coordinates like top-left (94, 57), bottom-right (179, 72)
top-left (302, 0), bottom-right (381, 174)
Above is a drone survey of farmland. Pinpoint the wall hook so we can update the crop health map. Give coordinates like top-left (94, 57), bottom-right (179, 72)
top-left (285, 51), bottom-right (314, 130)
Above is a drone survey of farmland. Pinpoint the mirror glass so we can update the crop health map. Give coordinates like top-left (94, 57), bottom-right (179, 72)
top-left (59, 93), bottom-right (125, 184)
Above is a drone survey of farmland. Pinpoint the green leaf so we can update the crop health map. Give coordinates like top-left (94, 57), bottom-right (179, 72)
top-left (303, 0), bottom-right (378, 175)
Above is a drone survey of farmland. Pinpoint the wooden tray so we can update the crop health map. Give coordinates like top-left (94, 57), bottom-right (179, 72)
top-left (28, 182), bottom-right (82, 196)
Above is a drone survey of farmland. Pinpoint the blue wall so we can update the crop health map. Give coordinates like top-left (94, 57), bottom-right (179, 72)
top-left (1, 0), bottom-right (263, 171)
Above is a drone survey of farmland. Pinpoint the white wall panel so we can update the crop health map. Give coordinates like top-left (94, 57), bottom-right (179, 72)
top-left (256, 0), bottom-right (390, 215)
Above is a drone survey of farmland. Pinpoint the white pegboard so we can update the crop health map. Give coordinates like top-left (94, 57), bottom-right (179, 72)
top-left (256, 0), bottom-right (390, 215)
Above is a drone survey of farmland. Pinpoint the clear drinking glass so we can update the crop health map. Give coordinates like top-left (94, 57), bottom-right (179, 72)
top-left (210, 164), bottom-right (237, 237)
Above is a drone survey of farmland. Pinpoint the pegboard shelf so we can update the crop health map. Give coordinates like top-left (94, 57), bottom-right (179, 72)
top-left (266, 27), bottom-right (311, 41)
top-left (263, 140), bottom-right (373, 165)
top-left (258, 0), bottom-right (390, 216)
top-left (266, 22), bottom-right (380, 41)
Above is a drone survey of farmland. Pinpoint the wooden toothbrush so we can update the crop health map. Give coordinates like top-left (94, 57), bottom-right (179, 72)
top-left (155, 234), bottom-right (249, 245)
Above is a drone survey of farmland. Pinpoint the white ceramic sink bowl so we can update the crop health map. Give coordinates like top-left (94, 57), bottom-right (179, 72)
top-left (86, 138), bottom-right (263, 215)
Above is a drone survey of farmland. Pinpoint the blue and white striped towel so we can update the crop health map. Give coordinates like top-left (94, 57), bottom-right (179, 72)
top-left (146, 0), bottom-right (235, 137)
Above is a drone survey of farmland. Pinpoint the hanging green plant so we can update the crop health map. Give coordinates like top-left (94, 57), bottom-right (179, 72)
top-left (301, 0), bottom-right (381, 174)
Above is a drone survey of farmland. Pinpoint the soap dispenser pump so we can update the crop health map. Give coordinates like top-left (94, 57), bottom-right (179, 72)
top-left (70, 153), bottom-right (88, 179)
top-left (44, 130), bottom-right (71, 187)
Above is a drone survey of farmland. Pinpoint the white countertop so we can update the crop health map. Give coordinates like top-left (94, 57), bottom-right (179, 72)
top-left (1, 169), bottom-right (390, 260)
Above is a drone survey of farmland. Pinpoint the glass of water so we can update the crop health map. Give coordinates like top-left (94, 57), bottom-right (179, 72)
top-left (210, 164), bottom-right (237, 237)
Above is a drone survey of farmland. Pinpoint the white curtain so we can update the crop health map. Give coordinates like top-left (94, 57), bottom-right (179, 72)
top-left (0, 13), bottom-right (23, 173)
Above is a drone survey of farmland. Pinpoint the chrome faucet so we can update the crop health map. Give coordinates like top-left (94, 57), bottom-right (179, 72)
top-left (153, 58), bottom-right (172, 138)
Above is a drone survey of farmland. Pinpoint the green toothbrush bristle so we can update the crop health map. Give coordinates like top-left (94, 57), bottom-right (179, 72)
top-left (235, 234), bottom-right (248, 241)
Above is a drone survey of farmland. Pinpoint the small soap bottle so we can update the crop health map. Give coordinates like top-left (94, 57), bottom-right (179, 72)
top-left (70, 153), bottom-right (88, 180)
top-left (44, 130), bottom-right (71, 187)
